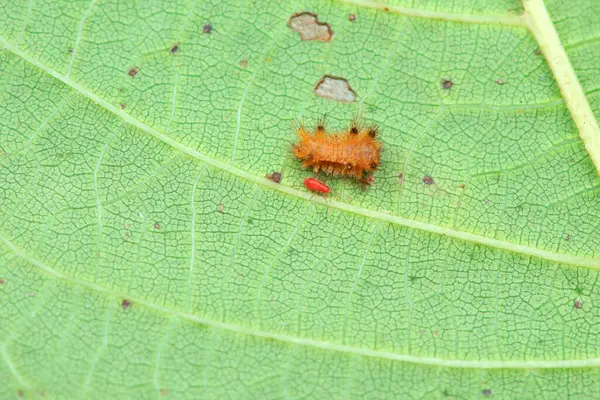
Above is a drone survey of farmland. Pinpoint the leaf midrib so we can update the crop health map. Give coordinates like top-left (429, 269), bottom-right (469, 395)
top-left (0, 35), bottom-right (597, 270)
top-left (523, 0), bottom-right (600, 176)
top-left (3, 231), bottom-right (600, 370)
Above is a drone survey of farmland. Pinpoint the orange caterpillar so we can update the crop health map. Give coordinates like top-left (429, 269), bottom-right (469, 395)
top-left (292, 118), bottom-right (381, 181)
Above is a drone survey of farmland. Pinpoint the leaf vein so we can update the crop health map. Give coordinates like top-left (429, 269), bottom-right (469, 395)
top-left (3, 232), bottom-right (600, 370)
top-left (334, 0), bottom-right (525, 27)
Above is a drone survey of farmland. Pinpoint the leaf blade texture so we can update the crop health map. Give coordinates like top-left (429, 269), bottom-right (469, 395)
top-left (1, 0), bottom-right (600, 398)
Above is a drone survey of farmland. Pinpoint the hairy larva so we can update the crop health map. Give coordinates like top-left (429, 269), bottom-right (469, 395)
top-left (292, 118), bottom-right (381, 181)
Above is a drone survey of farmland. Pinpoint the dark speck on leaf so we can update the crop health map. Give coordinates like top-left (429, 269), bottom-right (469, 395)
top-left (574, 299), bottom-right (583, 309)
top-left (203, 24), bottom-right (212, 34)
top-left (128, 67), bottom-right (139, 77)
top-left (171, 44), bottom-right (179, 54)
top-left (483, 389), bottom-right (492, 397)
top-left (442, 79), bottom-right (453, 89)
top-left (122, 299), bottom-right (132, 310)
top-left (423, 176), bottom-right (434, 185)
top-left (349, 14), bottom-right (356, 21)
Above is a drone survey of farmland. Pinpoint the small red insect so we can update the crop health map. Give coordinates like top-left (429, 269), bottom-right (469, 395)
top-left (303, 177), bottom-right (330, 194)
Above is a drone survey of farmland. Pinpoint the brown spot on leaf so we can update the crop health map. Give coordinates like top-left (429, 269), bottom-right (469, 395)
top-left (153, 222), bottom-right (161, 230)
top-left (288, 12), bottom-right (333, 42)
top-left (122, 299), bottom-right (132, 310)
top-left (441, 79), bottom-right (453, 89)
top-left (348, 14), bottom-right (356, 22)
top-left (459, 183), bottom-right (466, 189)
top-left (483, 389), bottom-right (492, 397)
top-left (314, 75), bottom-right (356, 103)
top-left (18, 391), bottom-right (23, 398)
top-left (423, 176), bottom-right (434, 185)
top-left (128, 67), bottom-right (139, 77)
top-left (203, 24), bottom-right (212, 34)
top-left (398, 173), bottom-right (404, 184)
top-left (265, 171), bottom-right (282, 183)
top-left (363, 176), bottom-right (375, 185)
top-left (218, 204), bottom-right (225, 213)
top-left (574, 299), bottom-right (583, 309)
top-left (496, 79), bottom-right (505, 85)
top-left (240, 59), bottom-right (248, 68)
top-left (160, 389), bottom-right (169, 397)
top-left (171, 44), bottom-right (179, 54)
top-left (120, 103), bottom-right (126, 109)
top-left (535, 49), bottom-right (541, 55)
top-left (0, 278), bottom-right (6, 285)
top-left (67, 48), bottom-right (73, 54)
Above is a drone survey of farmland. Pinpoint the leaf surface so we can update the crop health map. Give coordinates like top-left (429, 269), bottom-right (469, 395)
top-left (1, 0), bottom-right (600, 398)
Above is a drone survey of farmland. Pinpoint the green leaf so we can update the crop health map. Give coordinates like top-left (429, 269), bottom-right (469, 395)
top-left (1, 0), bottom-right (600, 398)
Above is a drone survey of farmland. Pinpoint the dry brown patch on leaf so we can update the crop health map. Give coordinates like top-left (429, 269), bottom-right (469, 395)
top-left (265, 171), bottom-right (282, 183)
top-left (288, 12), bottom-right (333, 42)
top-left (314, 75), bottom-right (356, 102)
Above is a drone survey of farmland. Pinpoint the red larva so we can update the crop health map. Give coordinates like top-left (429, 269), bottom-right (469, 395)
top-left (303, 177), bottom-right (330, 194)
